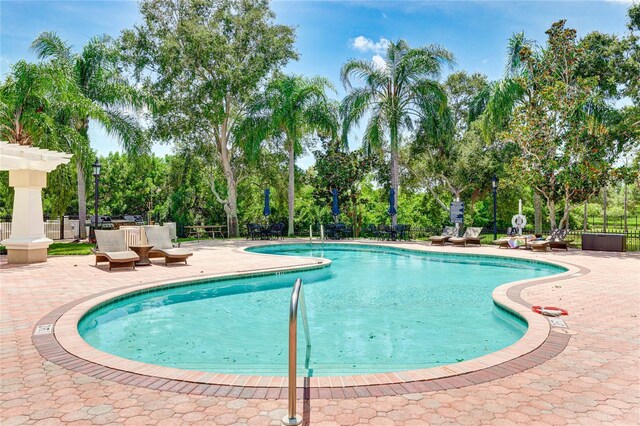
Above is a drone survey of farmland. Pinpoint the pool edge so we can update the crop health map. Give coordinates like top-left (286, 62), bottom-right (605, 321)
top-left (33, 241), bottom-right (584, 398)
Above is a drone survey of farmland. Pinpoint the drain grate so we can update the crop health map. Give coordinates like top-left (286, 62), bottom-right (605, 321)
top-left (34, 324), bottom-right (53, 335)
top-left (549, 317), bottom-right (567, 328)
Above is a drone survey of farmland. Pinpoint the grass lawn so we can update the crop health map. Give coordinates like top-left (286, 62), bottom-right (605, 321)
top-left (47, 242), bottom-right (94, 256)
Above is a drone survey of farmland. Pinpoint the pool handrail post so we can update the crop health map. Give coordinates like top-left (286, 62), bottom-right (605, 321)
top-left (283, 278), bottom-right (309, 426)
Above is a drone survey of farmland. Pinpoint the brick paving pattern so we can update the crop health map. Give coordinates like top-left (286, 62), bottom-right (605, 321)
top-left (1, 240), bottom-right (639, 425)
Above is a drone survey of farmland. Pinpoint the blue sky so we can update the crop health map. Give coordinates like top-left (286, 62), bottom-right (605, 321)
top-left (1, 0), bottom-right (634, 167)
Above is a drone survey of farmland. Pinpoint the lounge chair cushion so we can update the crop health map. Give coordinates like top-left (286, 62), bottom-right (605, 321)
top-left (153, 247), bottom-right (193, 258)
top-left (104, 251), bottom-right (140, 262)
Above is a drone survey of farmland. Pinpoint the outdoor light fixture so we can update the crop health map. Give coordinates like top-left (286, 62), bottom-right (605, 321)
top-left (92, 158), bottom-right (101, 242)
top-left (492, 175), bottom-right (498, 240)
top-left (92, 159), bottom-right (101, 177)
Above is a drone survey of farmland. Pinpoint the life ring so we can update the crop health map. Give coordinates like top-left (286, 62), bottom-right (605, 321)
top-left (532, 306), bottom-right (568, 316)
top-left (511, 214), bottom-right (527, 229)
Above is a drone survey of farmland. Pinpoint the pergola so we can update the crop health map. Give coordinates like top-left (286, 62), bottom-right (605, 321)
top-left (0, 141), bottom-right (72, 264)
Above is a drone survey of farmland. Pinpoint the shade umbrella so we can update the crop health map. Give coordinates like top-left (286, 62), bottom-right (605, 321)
top-left (331, 188), bottom-right (340, 221)
top-left (263, 188), bottom-right (271, 218)
top-left (388, 188), bottom-right (397, 217)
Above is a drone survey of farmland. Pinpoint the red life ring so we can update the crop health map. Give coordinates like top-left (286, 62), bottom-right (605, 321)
top-left (532, 306), bottom-right (568, 316)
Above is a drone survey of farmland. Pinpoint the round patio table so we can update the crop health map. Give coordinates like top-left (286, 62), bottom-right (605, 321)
top-left (128, 245), bottom-right (154, 266)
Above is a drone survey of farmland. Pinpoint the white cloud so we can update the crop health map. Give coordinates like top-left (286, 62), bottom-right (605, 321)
top-left (352, 36), bottom-right (390, 54)
top-left (372, 54), bottom-right (387, 70)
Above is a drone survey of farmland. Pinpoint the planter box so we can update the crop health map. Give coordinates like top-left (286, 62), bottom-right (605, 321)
top-left (581, 233), bottom-right (626, 252)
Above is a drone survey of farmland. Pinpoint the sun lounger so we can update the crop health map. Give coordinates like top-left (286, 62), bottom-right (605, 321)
top-left (493, 234), bottom-right (537, 249)
top-left (94, 229), bottom-right (140, 271)
top-left (449, 227), bottom-right (483, 247)
top-left (529, 229), bottom-right (572, 251)
top-left (430, 226), bottom-right (457, 245)
top-left (144, 225), bottom-right (193, 265)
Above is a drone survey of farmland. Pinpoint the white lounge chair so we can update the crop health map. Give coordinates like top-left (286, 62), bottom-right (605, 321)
top-left (144, 226), bottom-right (193, 265)
top-left (94, 230), bottom-right (140, 271)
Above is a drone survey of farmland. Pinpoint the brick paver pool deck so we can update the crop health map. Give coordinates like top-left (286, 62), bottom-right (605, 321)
top-left (1, 240), bottom-right (638, 425)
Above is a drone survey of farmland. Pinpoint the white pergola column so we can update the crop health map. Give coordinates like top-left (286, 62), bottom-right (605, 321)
top-left (0, 141), bottom-right (72, 264)
top-left (2, 170), bottom-right (51, 263)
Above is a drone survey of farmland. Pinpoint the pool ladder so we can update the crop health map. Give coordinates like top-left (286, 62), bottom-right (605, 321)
top-left (282, 278), bottom-right (311, 426)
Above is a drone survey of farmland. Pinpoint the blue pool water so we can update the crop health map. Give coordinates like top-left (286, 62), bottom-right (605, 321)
top-left (79, 244), bottom-right (565, 376)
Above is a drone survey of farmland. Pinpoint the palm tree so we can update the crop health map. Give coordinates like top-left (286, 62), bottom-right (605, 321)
top-left (340, 40), bottom-right (454, 225)
top-left (31, 32), bottom-right (147, 238)
top-left (0, 60), bottom-right (83, 147)
top-left (240, 74), bottom-right (337, 236)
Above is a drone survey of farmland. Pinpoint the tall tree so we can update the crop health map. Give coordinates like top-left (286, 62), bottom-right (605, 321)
top-left (240, 74), bottom-right (337, 235)
top-left (31, 32), bottom-right (147, 238)
top-left (477, 21), bottom-right (620, 229)
top-left (340, 40), bottom-right (454, 226)
top-left (408, 71), bottom-right (502, 225)
top-left (120, 0), bottom-right (296, 237)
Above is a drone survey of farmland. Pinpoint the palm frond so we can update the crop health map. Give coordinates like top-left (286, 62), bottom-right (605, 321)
top-left (31, 31), bottom-right (72, 62)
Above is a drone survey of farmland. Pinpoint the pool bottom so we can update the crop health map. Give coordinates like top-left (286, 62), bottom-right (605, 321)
top-left (77, 243), bottom-right (564, 377)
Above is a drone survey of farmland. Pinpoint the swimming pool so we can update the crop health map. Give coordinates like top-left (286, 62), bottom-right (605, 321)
top-left (78, 244), bottom-right (566, 376)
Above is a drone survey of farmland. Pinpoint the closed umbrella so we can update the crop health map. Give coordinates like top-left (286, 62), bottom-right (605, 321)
top-left (263, 188), bottom-right (271, 218)
top-left (331, 188), bottom-right (340, 221)
top-left (388, 188), bottom-right (397, 217)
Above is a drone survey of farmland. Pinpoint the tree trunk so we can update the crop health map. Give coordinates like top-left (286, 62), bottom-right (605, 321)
top-left (560, 200), bottom-right (571, 230)
top-left (287, 141), bottom-right (295, 236)
top-left (76, 159), bottom-right (87, 239)
top-left (624, 182), bottom-right (628, 233)
top-left (547, 199), bottom-right (557, 230)
top-left (583, 200), bottom-right (588, 231)
top-left (602, 186), bottom-right (607, 232)
top-left (217, 137), bottom-right (239, 238)
top-left (390, 148), bottom-right (399, 227)
top-left (534, 192), bottom-right (542, 234)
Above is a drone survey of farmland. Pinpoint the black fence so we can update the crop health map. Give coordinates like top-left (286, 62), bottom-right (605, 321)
top-left (586, 215), bottom-right (639, 230)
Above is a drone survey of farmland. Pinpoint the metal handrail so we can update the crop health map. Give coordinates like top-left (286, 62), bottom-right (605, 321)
top-left (282, 278), bottom-right (310, 426)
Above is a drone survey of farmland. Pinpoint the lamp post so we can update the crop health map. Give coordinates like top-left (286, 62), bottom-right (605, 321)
top-left (491, 175), bottom-right (498, 240)
top-left (92, 158), bottom-right (101, 242)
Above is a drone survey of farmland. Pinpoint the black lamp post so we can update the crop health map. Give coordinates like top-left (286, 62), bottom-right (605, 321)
top-left (491, 175), bottom-right (498, 240)
top-left (92, 158), bottom-right (101, 242)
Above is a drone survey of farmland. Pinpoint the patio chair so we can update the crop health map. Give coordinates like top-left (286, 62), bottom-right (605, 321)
top-left (377, 224), bottom-right (391, 241)
top-left (268, 222), bottom-right (285, 240)
top-left (345, 224), bottom-right (354, 239)
top-left (449, 227), bottom-right (483, 247)
top-left (364, 224), bottom-right (377, 239)
top-left (246, 223), bottom-right (261, 240)
top-left (144, 225), bottom-right (193, 265)
top-left (429, 226), bottom-right (457, 245)
top-left (94, 229), bottom-right (140, 271)
top-left (396, 224), bottom-right (411, 241)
